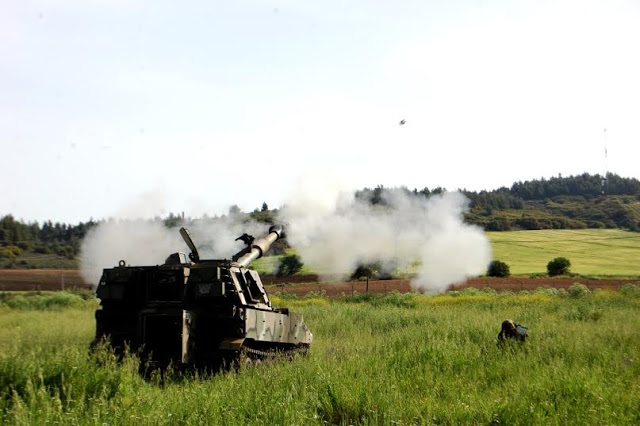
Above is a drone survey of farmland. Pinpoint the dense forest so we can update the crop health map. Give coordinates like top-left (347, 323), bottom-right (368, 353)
top-left (0, 216), bottom-right (96, 267)
top-left (2, 173), bottom-right (640, 268)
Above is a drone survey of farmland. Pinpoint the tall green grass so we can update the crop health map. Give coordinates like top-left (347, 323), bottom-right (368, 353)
top-left (0, 291), bottom-right (90, 310)
top-left (1, 287), bottom-right (639, 424)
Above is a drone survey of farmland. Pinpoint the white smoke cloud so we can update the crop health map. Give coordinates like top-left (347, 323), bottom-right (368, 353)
top-left (80, 184), bottom-right (491, 292)
top-left (279, 187), bottom-right (491, 292)
top-left (185, 217), bottom-right (267, 260)
top-left (80, 212), bottom-right (270, 286)
top-left (80, 219), bottom-right (183, 286)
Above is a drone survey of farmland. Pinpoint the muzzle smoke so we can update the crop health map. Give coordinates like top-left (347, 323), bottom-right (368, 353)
top-left (81, 187), bottom-right (491, 292)
top-left (279, 187), bottom-right (491, 292)
top-left (80, 215), bottom-right (266, 286)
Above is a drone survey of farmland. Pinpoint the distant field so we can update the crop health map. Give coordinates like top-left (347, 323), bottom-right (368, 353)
top-left (1, 230), bottom-right (638, 291)
top-left (253, 229), bottom-right (640, 278)
top-left (5, 251), bottom-right (78, 269)
top-left (0, 269), bottom-right (90, 291)
top-left (487, 229), bottom-right (640, 276)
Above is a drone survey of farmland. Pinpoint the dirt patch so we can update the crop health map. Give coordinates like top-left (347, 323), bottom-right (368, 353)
top-left (0, 269), bottom-right (91, 291)
top-left (269, 277), bottom-right (636, 298)
top-left (259, 274), bottom-right (320, 285)
top-left (0, 269), bottom-right (635, 295)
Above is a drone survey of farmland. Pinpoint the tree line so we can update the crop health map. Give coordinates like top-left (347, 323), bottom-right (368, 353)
top-left (0, 215), bottom-right (97, 263)
top-left (0, 203), bottom-right (280, 268)
top-left (356, 173), bottom-right (640, 231)
top-left (510, 173), bottom-right (640, 200)
top-left (2, 173), bottom-right (640, 267)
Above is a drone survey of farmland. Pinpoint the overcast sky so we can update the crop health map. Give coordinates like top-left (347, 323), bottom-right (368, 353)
top-left (2, 0), bottom-right (639, 224)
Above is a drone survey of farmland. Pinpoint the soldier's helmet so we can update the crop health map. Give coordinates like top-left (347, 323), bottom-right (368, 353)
top-left (501, 319), bottom-right (518, 339)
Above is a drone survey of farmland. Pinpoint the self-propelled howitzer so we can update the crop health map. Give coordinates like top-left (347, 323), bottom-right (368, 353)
top-left (94, 224), bottom-right (312, 370)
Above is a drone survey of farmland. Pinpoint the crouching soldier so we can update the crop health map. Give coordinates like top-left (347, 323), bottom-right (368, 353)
top-left (497, 319), bottom-right (528, 345)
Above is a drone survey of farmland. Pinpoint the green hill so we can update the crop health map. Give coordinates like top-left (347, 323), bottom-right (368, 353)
top-left (357, 174), bottom-right (640, 231)
top-left (467, 195), bottom-right (640, 231)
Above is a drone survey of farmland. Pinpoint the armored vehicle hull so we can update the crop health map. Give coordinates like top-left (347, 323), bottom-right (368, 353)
top-left (94, 225), bottom-right (312, 370)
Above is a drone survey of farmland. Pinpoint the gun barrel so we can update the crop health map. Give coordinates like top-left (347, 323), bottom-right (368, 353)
top-left (180, 227), bottom-right (200, 262)
top-left (235, 225), bottom-right (284, 268)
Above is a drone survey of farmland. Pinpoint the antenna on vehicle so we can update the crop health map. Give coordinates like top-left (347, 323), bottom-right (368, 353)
top-left (601, 128), bottom-right (609, 196)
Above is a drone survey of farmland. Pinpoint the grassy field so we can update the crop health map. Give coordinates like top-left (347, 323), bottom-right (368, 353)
top-left (1, 287), bottom-right (639, 424)
top-left (4, 251), bottom-right (78, 270)
top-left (487, 229), bottom-right (640, 276)
top-left (2, 229), bottom-right (638, 280)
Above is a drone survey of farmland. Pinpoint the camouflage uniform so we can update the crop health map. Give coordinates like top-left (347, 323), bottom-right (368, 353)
top-left (497, 319), bottom-right (528, 344)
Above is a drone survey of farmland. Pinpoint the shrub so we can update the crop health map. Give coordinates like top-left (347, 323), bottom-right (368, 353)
top-left (271, 291), bottom-right (299, 300)
top-left (0, 291), bottom-right (84, 310)
top-left (568, 283), bottom-right (590, 298)
top-left (547, 257), bottom-right (571, 276)
top-left (485, 218), bottom-right (511, 231)
top-left (342, 292), bottom-right (375, 303)
top-left (516, 215), bottom-right (541, 230)
top-left (303, 290), bottom-right (327, 299)
top-left (276, 254), bottom-right (303, 277)
top-left (0, 245), bottom-right (23, 259)
top-left (16, 242), bottom-right (32, 251)
top-left (350, 262), bottom-right (381, 281)
top-left (486, 260), bottom-right (511, 277)
top-left (619, 283), bottom-right (640, 297)
top-left (70, 287), bottom-right (96, 300)
top-left (340, 291), bottom-right (417, 308)
top-left (458, 287), bottom-right (483, 296)
top-left (34, 245), bottom-right (52, 254)
top-left (535, 287), bottom-right (561, 297)
top-left (564, 303), bottom-right (603, 321)
top-left (374, 291), bottom-right (418, 308)
top-left (53, 244), bottom-right (76, 259)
